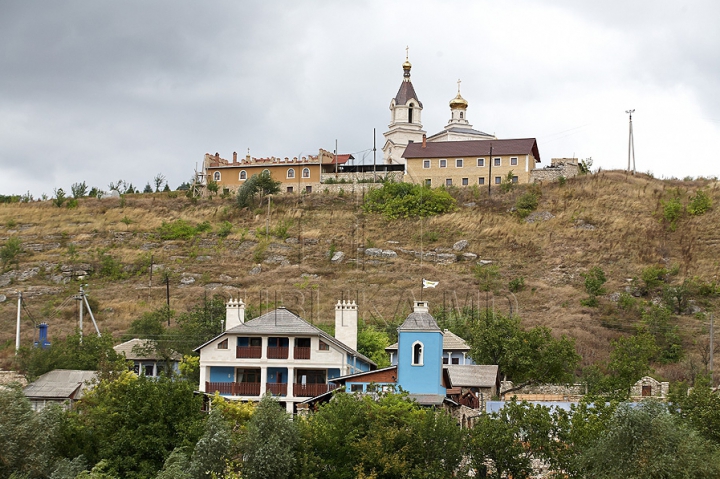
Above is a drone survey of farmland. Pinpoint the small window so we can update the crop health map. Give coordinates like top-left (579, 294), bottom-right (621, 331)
top-left (477, 158), bottom-right (485, 167)
top-left (302, 168), bottom-right (310, 178)
top-left (442, 357), bottom-right (449, 365)
top-left (425, 179), bottom-right (431, 187)
top-left (459, 111), bottom-right (464, 119)
top-left (412, 342), bottom-right (423, 366)
top-left (495, 176), bottom-right (502, 184)
top-left (350, 384), bottom-right (363, 392)
top-left (439, 159), bottom-right (447, 168)
top-left (456, 159), bottom-right (463, 168)
top-left (218, 338), bottom-right (228, 350)
top-left (478, 177), bottom-right (485, 185)
top-left (319, 340), bottom-right (330, 351)
top-left (213, 172), bottom-right (221, 181)
top-left (445, 178), bottom-right (452, 187)
top-left (286, 186), bottom-right (293, 193)
top-left (512, 176), bottom-right (519, 183)
top-left (452, 357), bottom-right (460, 365)
top-left (462, 178), bottom-right (469, 186)
top-left (144, 364), bottom-right (154, 376)
top-left (250, 337), bottom-right (262, 347)
top-left (305, 185), bottom-right (312, 193)
top-left (494, 158), bottom-right (501, 166)
top-left (423, 160), bottom-right (431, 169)
top-left (510, 157), bottom-right (518, 166)
top-left (287, 168), bottom-right (295, 179)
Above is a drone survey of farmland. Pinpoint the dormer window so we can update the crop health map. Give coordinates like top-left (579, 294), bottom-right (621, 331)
top-left (412, 341), bottom-right (424, 366)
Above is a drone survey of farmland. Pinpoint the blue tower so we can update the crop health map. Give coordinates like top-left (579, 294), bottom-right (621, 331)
top-left (396, 301), bottom-right (445, 397)
top-left (34, 322), bottom-right (51, 349)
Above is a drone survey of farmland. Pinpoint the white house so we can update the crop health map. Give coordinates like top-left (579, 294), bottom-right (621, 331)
top-left (195, 299), bottom-right (375, 413)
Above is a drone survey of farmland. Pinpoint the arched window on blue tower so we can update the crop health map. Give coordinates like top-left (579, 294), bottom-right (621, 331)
top-left (412, 341), bottom-right (423, 366)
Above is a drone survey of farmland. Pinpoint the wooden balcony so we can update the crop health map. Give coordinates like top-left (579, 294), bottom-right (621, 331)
top-left (236, 346), bottom-right (262, 359)
top-left (294, 346), bottom-right (311, 360)
top-left (266, 383), bottom-right (288, 396)
top-left (267, 346), bottom-right (289, 359)
top-left (293, 383), bottom-right (338, 397)
top-left (206, 381), bottom-right (261, 396)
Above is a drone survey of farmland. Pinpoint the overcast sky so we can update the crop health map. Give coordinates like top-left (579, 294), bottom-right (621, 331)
top-left (2, 1), bottom-right (719, 197)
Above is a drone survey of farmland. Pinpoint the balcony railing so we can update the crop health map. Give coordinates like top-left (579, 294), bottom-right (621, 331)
top-left (206, 381), bottom-right (261, 396)
top-left (267, 346), bottom-right (289, 359)
top-left (294, 347), bottom-right (311, 360)
top-left (236, 346), bottom-right (262, 359)
top-left (266, 383), bottom-right (288, 396)
top-left (293, 383), bottom-right (338, 397)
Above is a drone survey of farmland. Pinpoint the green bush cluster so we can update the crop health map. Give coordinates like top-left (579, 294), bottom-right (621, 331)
top-left (688, 189), bottom-right (712, 216)
top-left (362, 182), bottom-right (456, 219)
top-left (514, 191), bottom-right (539, 218)
top-left (157, 219), bottom-right (211, 240)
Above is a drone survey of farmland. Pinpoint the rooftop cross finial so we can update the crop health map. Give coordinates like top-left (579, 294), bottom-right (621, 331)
top-left (406, 45), bottom-right (409, 60)
top-left (457, 78), bottom-right (461, 93)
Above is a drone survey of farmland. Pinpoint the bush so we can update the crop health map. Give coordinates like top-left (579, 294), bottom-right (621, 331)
top-left (641, 265), bottom-right (668, 291)
top-left (514, 191), bottom-right (539, 218)
top-left (687, 190), bottom-right (712, 216)
top-left (661, 196), bottom-right (683, 231)
top-left (157, 220), bottom-right (210, 240)
top-left (362, 182), bottom-right (456, 219)
top-left (1, 236), bottom-right (22, 271)
top-left (53, 188), bottom-right (66, 207)
top-left (236, 171), bottom-right (281, 209)
top-left (97, 250), bottom-right (125, 279)
top-left (217, 220), bottom-right (233, 238)
top-left (508, 276), bottom-right (525, 293)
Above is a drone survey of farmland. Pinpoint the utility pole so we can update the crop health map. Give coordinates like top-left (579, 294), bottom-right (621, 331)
top-left (487, 143), bottom-right (493, 197)
top-left (711, 313), bottom-right (715, 385)
top-left (626, 109), bottom-right (636, 175)
top-left (15, 292), bottom-right (21, 354)
top-left (373, 128), bottom-right (377, 183)
top-left (79, 287), bottom-right (84, 342)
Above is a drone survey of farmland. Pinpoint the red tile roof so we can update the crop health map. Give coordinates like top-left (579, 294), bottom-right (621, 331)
top-left (403, 138), bottom-right (540, 162)
top-left (329, 154), bottom-right (355, 165)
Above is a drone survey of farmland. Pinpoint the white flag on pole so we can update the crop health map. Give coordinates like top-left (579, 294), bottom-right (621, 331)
top-left (422, 279), bottom-right (439, 289)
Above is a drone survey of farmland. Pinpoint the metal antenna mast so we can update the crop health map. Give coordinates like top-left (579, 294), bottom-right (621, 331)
top-left (626, 109), bottom-right (636, 174)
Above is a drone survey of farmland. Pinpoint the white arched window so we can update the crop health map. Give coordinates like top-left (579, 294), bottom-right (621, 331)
top-left (302, 168), bottom-right (310, 178)
top-left (213, 172), bottom-right (221, 181)
top-left (262, 169), bottom-right (270, 176)
top-left (287, 168), bottom-right (295, 179)
top-left (411, 341), bottom-right (424, 366)
top-left (239, 170), bottom-right (247, 180)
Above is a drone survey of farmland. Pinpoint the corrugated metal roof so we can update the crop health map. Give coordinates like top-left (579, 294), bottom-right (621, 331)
top-left (403, 138), bottom-right (540, 162)
top-left (196, 308), bottom-right (376, 367)
top-left (113, 338), bottom-right (182, 361)
top-left (446, 365), bottom-right (499, 388)
top-left (23, 369), bottom-right (97, 399)
top-left (407, 393), bottom-right (448, 406)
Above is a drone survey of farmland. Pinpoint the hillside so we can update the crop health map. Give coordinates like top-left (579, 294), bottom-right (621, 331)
top-left (1, 171), bottom-right (719, 382)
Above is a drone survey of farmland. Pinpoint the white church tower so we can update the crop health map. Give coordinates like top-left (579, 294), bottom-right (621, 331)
top-left (382, 50), bottom-right (426, 167)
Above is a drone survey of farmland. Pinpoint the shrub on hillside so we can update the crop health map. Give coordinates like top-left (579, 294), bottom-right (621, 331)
top-left (362, 182), bottom-right (456, 219)
top-left (687, 190), bottom-right (712, 216)
top-left (514, 191), bottom-right (539, 218)
top-left (157, 219), bottom-right (210, 240)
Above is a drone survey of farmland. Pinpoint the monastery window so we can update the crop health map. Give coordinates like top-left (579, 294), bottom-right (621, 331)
top-left (478, 177), bottom-right (485, 185)
top-left (408, 103), bottom-right (414, 123)
top-left (456, 159), bottom-right (463, 168)
top-left (510, 157), bottom-right (518, 166)
top-left (239, 170), bottom-right (247, 180)
top-left (495, 176), bottom-right (502, 185)
top-left (287, 186), bottom-right (294, 193)
top-left (217, 339), bottom-right (228, 350)
top-left (412, 341), bottom-right (424, 366)
top-left (445, 178), bottom-right (452, 187)
top-left (425, 179), bottom-right (432, 187)
top-left (287, 168), bottom-right (295, 179)
top-left (512, 176), bottom-right (519, 183)
top-left (319, 340), bottom-right (330, 351)
top-left (423, 160), bottom-right (430, 169)
top-left (439, 159), bottom-right (447, 168)
top-left (302, 168), bottom-right (310, 178)
top-left (213, 172), bottom-right (221, 181)
top-left (477, 158), bottom-right (485, 167)
top-left (462, 178), bottom-right (469, 186)
top-left (494, 158), bottom-right (501, 167)
top-left (460, 112), bottom-right (464, 119)
top-left (305, 185), bottom-right (312, 193)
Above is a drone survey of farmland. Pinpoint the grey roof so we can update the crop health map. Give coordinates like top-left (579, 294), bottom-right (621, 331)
top-left (408, 393), bottom-right (449, 406)
top-left (386, 329), bottom-right (470, 351)
top-left (114, 338), bottom-right (182, 361)
top-left (195, 308), bottom-right (376, 367)
top-left (397, 311), bottom-right (441, 332)
top-left (394, 80), bottom-right (423, 108)
top-left (23, 369), bottom-right (97, 400)
top-left (446, 365), bottom-right (499, 388)
top-left (428, 127), bottom-right (494, 139)
top-left (403, 138), bottom-right (541, 163)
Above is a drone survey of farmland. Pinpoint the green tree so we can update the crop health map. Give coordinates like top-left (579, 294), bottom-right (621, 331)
top-left (687, 189), bottom-right (712, 215)
top-left (236, 171), bottom-right (281, 209)
top-left (62, 372), bottom-right (204, 479)
top-left (475, 264), bottom-right (501, 313)
top-left (587, 332), bottom-right (658, 397)
top-left (143, 183), bottom-right (153, 193)
top-left (1, 235), bottom-right (22, 271)
top-left (173, 295), bottom-right (226, 356)
top-left (641, 304), bottom-right (682, 363)
top-left (580, 266), bottom-right (606, 307)
top-left (206, 180), bottom-right (219, 198)
top-left (53, 188), bottom-right (67, 207)
top-left (669, 376), bottom-right (720, 445)
top-left (241, 394), bottom-right (297, 479)
top-left (154, 173), bottom-right (167, 193)
top-left (71, 181), bottom-right (88, 198)
top-left (578, 401), bottom-right (720, 478)
top-left (356, 324), bottom-right (391, 368)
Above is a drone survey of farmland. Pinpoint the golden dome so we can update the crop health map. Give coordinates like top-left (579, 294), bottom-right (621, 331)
top-left (402, 59), bottom-right (412, 70)
top-left (449, 92), bottom-right (468, 109)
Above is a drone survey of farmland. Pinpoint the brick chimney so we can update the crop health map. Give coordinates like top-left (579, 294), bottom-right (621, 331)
top-left (422, 134), bottom-right (427, 148)
top-left (225, 298), bottom-right (245, 331)
top-left (335, 300), bottom-right (358, 351)
top-left (233, 151), bottom-right (237, 163)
